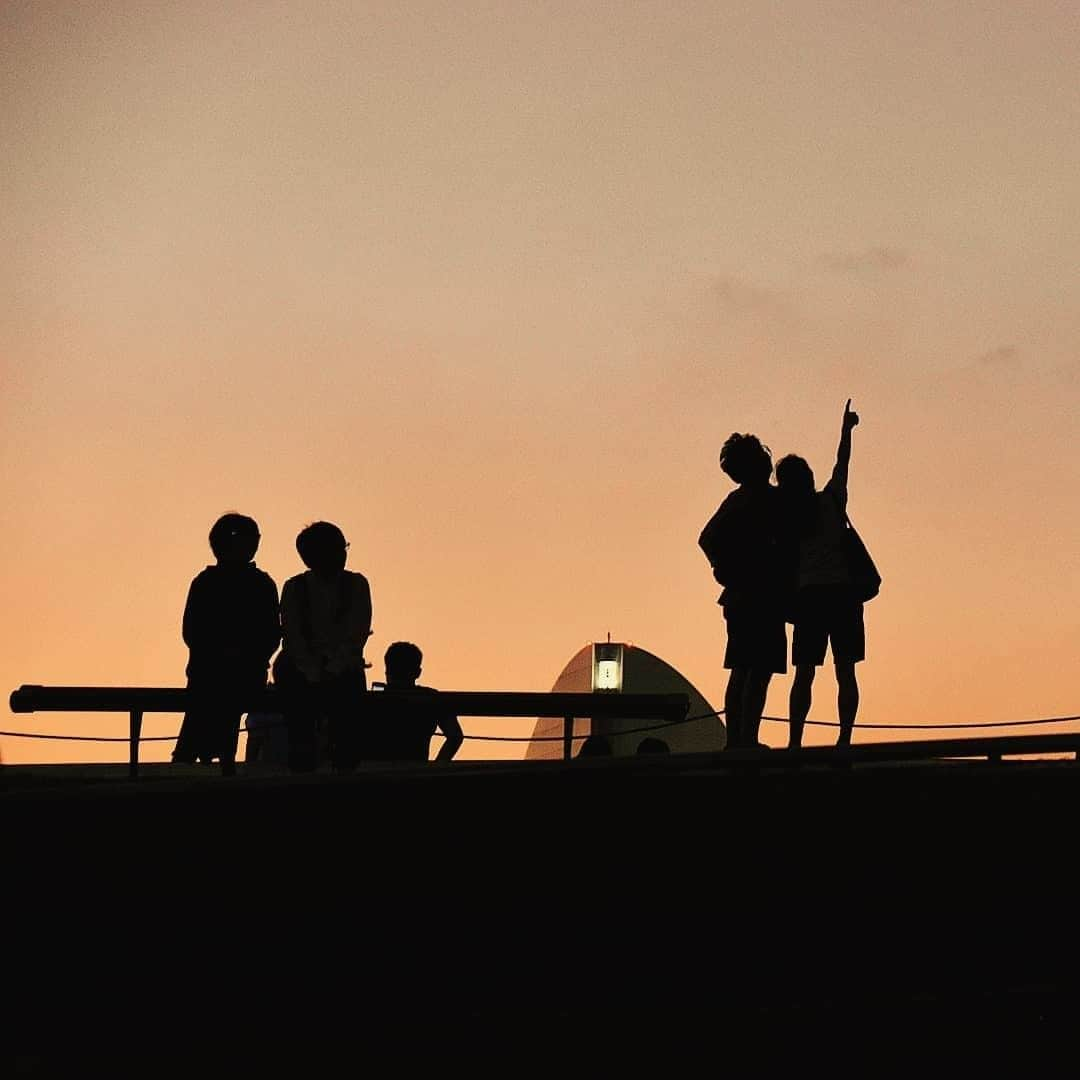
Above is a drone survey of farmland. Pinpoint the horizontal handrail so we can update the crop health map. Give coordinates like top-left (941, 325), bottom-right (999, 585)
top-left (716, 731), bottom-right (1080, 765)
top-left (8, 685), bottom-right (689, 721)
top-left (6, 683), bottom-right (692, 776)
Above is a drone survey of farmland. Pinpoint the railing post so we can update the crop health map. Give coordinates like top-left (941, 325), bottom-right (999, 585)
top-left (563, 715), bottom-right (574, 761)
top-left (129, 710), bottom-right (143, 779)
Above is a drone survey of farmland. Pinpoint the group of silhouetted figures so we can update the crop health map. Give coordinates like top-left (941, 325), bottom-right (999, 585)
top-left (699, 400), bottom-right (880, 750)
top-left (173, 518), bottom-right (463, 775)
top-left (174, 400), bottom-right (876, 773)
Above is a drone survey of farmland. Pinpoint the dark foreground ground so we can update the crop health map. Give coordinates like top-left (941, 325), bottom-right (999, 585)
top-left (4, 754), bottom-right (1080, 1071)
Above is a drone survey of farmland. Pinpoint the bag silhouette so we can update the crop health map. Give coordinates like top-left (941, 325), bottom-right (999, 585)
top-left (842, 513), bottom-right (881, 603)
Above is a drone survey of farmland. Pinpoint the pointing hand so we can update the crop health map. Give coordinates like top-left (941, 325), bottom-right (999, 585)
top-left (843, 398), bottom-right (860, 430)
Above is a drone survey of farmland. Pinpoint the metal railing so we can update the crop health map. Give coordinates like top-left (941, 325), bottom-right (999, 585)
top-left (7, 684), bottom-right (691, 777)
top-left (7, 684), bottom-right (1080, 779)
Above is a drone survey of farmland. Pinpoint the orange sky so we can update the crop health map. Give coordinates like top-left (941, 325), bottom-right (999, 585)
top-left (2, 1), bottom-right (1078, 764)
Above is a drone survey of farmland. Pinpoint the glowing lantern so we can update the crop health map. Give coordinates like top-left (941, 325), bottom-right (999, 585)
top-left (592, 642), bottom-right (624, 692)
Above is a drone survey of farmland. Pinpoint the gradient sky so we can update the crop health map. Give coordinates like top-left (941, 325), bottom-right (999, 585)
top-left (3, 1), bottom-right (1078, 764)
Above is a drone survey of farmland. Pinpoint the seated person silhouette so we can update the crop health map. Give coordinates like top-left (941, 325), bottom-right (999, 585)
top-left (173, 513), bottom-right (280, 775)
top-left (577, 733), bottom-right (613, 757)
top-left (244, 653), bottom-right (290, 768)
top-left (636, 736), bottom-right (670, 754)
top-left (364, 642), bottom-right (464, 762)
top-left (278, 521), bottom-right (372, 772)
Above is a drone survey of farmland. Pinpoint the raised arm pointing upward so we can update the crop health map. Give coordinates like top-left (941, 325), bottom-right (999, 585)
top-left (829, 399), bottom-right (860, 507)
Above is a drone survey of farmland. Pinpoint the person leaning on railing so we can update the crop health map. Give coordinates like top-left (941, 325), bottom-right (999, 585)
top-left (173, 513), bottom-right (281, 775)
top-left (277, 521), bottom-right (372, 772)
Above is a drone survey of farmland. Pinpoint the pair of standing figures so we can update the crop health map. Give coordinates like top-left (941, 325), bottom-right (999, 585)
top-left (700, 401), bottom-right (878, 750)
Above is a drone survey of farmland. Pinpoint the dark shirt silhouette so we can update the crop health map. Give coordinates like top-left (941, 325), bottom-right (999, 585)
top-left (183, 563), bottom-right (281, 683)
top-left (174, 514), bottom-right (280, 772)
top-left (699, 483), bottom-right (783, 611)
top-left (366, 685), bottom-right (463, 762)
top-left (363, 642), bottom-right (463, 762)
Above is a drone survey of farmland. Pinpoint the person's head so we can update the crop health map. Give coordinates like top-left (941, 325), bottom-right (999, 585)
top-left (636, 737), bottom-right (670, 755)
top-left (209, 513), bottom-right (260, 565)
top-left (578, 734), bottom-right (613, 758)
top-left (719, 433), bottom-right (772, 486)
top-left (385, 641), bottom-right (423, 686)
top-left (296, 521), bottom-right (348, 575)
top-left (775, 454), bottom-right (816, 496)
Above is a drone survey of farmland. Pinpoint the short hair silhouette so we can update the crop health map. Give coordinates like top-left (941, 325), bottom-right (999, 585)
top-left (296, 521), bottom-right (347, 570)
top-left (385, 641), bottom-right (423, 681)
top-left (577, 734), bottom-right (613, 757)
top-left (775, 454), bottom-right (815, 493)
top-left (636, 737), bottom-right (670, 754)
top-left (208, 513), bottom-right (260, 562)
top-left (719, 433), bottom-right (772, 484)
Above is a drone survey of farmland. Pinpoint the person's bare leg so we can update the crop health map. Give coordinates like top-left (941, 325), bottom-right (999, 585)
top-left (741, 670), bottom-right (772, 747)
top-left (789, 664), bottom-right (815, 749)
top-left (725, 669), bottom-right (747, 749)
top-left (836, 662), bottom-right (859, 746)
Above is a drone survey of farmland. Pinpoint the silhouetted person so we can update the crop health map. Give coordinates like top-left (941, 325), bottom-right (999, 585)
top-left (699, 434), bottom-right (786, 749)
top-left (363, 642), bottom-right (464, 762)
top-left (577, 734), bottom-right (613, 757)
top-left (278, 522), bottom-right (372, 771)
top-left (636, 736), bottom-right (670, 754)
top-left (777, 400), bottom-right (864, 748)
top-left (173, 514), bottom-right (280, 775)
top-left (244, 652), bottom-right (290, 768)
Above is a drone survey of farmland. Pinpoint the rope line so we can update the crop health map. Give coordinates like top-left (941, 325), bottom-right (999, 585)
top-left (4, 712), bottom-right (1080, 744)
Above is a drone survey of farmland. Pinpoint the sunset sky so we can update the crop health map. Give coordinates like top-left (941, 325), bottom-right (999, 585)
top-left (3, 1), bottom-right (1078, 764)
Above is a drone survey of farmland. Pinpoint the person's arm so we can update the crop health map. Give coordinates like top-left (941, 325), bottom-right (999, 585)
top-left (338, 573), bottom-right (372, 672)
top-left (258, 575), bottom-right (282, 666)
top-left (828, 399), bottom-right (859, 507)
top-left (181, 574), bottom-right (209, 651)
top-left (698, 501), bottom-right (733, 585)
top-left (435, 712), bottom-right (464, 762)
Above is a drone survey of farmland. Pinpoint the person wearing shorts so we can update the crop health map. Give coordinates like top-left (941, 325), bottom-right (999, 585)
top-left (700, 433), bottom-right (787, 750)
top-left (776, 400), bottom-right (864, 748)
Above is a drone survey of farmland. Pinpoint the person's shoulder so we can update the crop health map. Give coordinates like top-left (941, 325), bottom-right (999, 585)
top-left (281, 571), bottom-right (310, 594)
top-left (248, 563), bottom-right (278, 586)
top-left (346, 570), bottom-right (371, 591)
top-left (190, 565), bottom-right (218, 586)
top-left (822, 476), bottom-right (846, 501)
top-left (701, 489), bottom-right (740, 530)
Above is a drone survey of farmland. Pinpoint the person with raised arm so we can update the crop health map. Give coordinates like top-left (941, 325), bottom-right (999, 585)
top-left (776, 400), bottom-right (866, 748)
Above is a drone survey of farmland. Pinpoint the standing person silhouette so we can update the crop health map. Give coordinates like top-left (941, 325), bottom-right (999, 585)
top-left (699, 434), bottom-right (786, 750)
top-left (174, 514), bottom-right (280, 775)
top-left (279, 522), bottom-right (372, 771)
top-left (776, 400), bottom-right (864, 748)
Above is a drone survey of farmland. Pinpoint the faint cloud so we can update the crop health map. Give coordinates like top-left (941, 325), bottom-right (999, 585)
top-left (710, 274), bottom-right (798, 325)
top-left (976, 345), bottom-right (1019, 368)
top-left (822, 246), bottom-right (908, 274)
